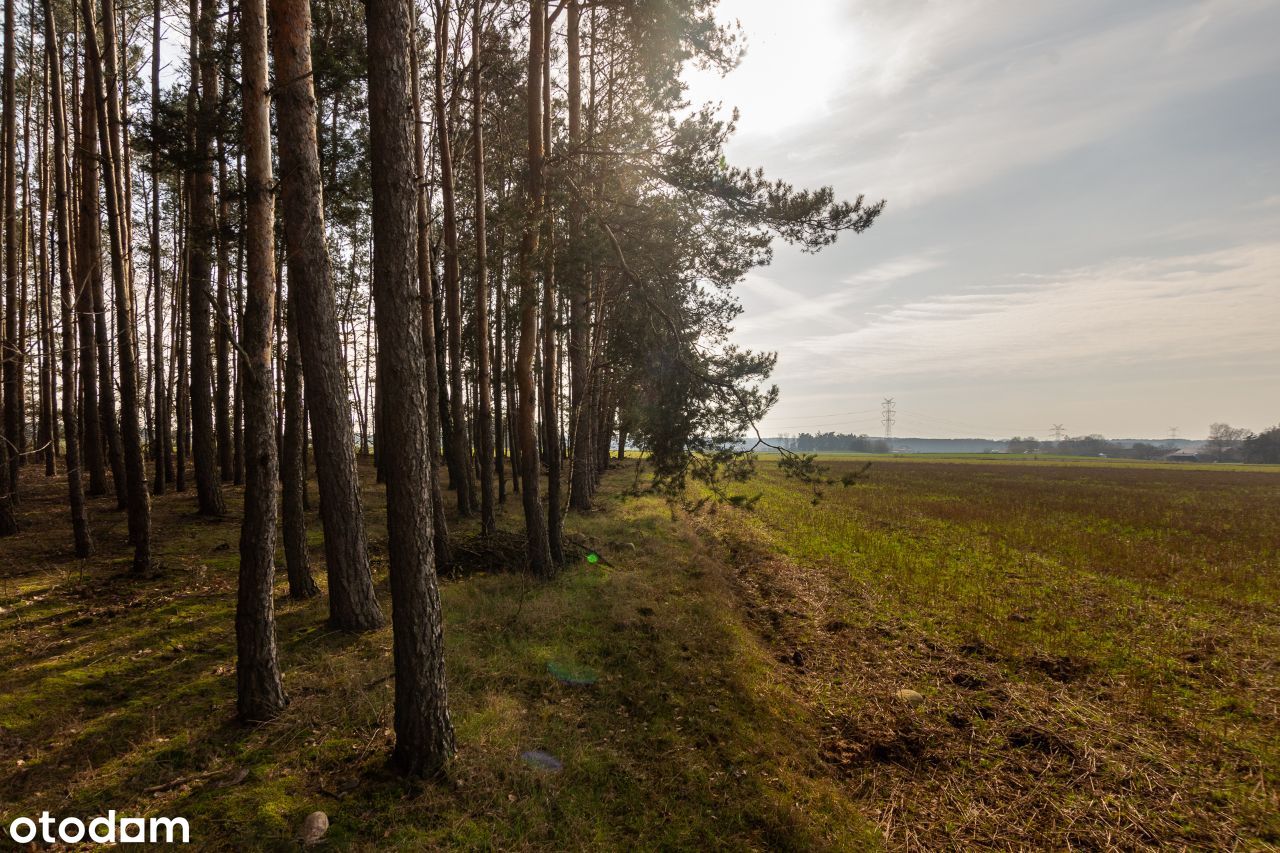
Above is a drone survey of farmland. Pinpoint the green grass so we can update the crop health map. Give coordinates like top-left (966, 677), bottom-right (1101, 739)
top-left (783, 450), bottom-right (1279, 474)
top-left (3, 454), bottom-right (1276, 849)
top-left (0, 462), bottom-right (871, 851)
top-left (714, 456), bottom-right (1280, 848)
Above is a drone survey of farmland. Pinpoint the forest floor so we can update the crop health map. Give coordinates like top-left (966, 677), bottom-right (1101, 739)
top-left (0, 459), bottom-right (872, 850)
top-left (1, 455), bottom-right (1277, 849)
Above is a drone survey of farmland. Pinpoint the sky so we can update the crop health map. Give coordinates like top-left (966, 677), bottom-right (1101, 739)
top-left (683, 0), bottom-right (1280, 441)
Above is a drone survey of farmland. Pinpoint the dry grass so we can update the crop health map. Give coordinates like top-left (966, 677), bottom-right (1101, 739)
top-left (707, 457), bottom-right (1280, 850)
top-left (2, 454), bottom-right (1275, 849)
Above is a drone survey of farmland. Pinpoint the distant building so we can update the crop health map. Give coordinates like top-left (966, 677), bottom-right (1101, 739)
top-left (1165, 449), bottom-right (1200, 462)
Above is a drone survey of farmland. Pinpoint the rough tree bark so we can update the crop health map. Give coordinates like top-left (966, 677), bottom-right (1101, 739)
top-left (150, 0), bottom-right (166, 494)
top-left (269, 0), bottom-right (383, 630)
top-left (16, 5), bottom-right (31, 475)
top-left (516, 0), bottom-right (552, 575)
top-left (471, 0), bottom-right (495, 535)
top-left (90, 171), bottom-right (125, 511)
top-left (84, 0), bottom-right (152, 569)
top-left (366, 0), bottom-right (455, 776)
top-left (43, 0), bottom-right (91, 554)
top-left (432, 0), bottom-right (474, 516)
top-left (74, 77), bottom-right (107, 498)
top-left (37, 49), bottom-right (56, 479)
top-left (432, 240), bottom-right (455, 488)
top-left (174, 180), bottom-right (189, 492)
top-left (77, 24), bottom-right (126, 512)
top-left (215, 20), bottom-right (235, 485)
top-left (540, 8), bottom-right (562, 564)
top-left (187, 0), bottom-right (226, 516)
top-left (493, 189), bottom-right (506, 504)
top-left (215, 152), bottom-right (232, 483)
top-left (1, 0), bottom-right (20, 520)
top-left (410, 29), bottom-right (452, 569)
top-left (566, 0), bottom-right (593, 511)
top-left (235, 0), bottom-right (287, 721)
top-left (282, 295), bottom-right (318, 598)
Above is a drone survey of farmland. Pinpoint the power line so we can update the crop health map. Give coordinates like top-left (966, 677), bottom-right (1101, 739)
top-left (904, 409), bottom-right (1038, 434)
top-left (760, 410), bottom-right (882, 432)
top-left (780, 408), bottom-right (881, 420)
top-left (882, 398), bottom-right (896, 449)
top-left (1051, 424), bottom-right (1065, 442)
top-left (767, 414), bottom-right (882, 427)
top-left (890, 419), bottom-right (996, 439)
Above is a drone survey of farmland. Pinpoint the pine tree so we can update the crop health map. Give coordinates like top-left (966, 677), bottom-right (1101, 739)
top-left (269, 0), bottom-right (383, 631)
top-left (236, 0), bottom-right (287, 720)
top-left (43, 0), bottom-right (91, 555)
top-left (366, 0), bottom-right (453, 776)
top-left (515, 0), bottom-right (551, 576)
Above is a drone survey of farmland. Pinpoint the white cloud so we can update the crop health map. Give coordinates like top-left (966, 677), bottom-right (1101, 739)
top-left (735, 251), bottom-right (944, 337)
top-left (685, 1), bottom-right (1280, 436)
top-left (792, 242), bottom-right (1280, 381)
top-left (717, 1), bottom-right (1280, 207)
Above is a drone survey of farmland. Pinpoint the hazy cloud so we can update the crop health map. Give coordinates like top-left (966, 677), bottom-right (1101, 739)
top-left (794, 243), bottom-right (1280, 380)
top-left (683, 0), bottom-right (1280, 437)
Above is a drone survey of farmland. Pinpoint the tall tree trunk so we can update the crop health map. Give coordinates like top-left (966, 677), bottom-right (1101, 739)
top-left (471, 0), bottom-right (495, 535)
top-left (236, 0), bottom-right (287, 721)
top-left (43, 0), bottom-right (91, 555)
top-left (432, 241), bottom-right (454, 487)
top-left (174, 178), bottom-right (188, 491)
top-left (15, 0), bottom-right (33, 473)
top-left (36, 50), bottom-right (55, 478)
top-left (566, 0), bottom-right (592, 511)
top-left (493, 198), bottom-right (506, 504)
top-left (187, 0), bottom-right (225, 515)
top-left (505, 237), bottom-right (520, 493)
top-left (517, 0), bottom-right (551, 575)
top-left (150, 0), bottom-right (165, 495)
top-left (1, 0), bottom-right (20, 522)
top-left (269, 0), bottom-right (383, 631)
top-left (85, 0), bottom-right (152, 569)
top-left (540, 11), bottom-right (562, 564)
top-left (78, 22), bottom-right (126, 511)
top-left (432, 0), bottom-right (473, 516)
top-left (215, 148), bottom-right (233, 482)
top-left (233, 191), bottom-right (245, 485)
top-left (74, 77), bottom-right (107, 497)
top-left (361, 294), bottom-right (372, 460)
top-left (410, 29), bottom-right (451, 569)
top-left (91, 192), bottom-right (124, 509)
top-left (365, 0), bottom-right (454, 776)
top-left (282, 292), bottom-right (318, 598)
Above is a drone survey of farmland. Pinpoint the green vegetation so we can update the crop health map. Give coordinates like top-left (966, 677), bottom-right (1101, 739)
top-left (789, 450), bottom-right (1279, 473)
top-left (0, 464), bottom-right (870, 850)
top-left (2, 456), bottom-right (1276, 849)
top-left (723, 456), bottom-right (1279, 848)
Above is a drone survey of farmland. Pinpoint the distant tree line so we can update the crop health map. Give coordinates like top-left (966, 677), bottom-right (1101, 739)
top-left (781, 432), bottom-right (890, 454)
top-left (1208, 423), bottom-right (1280, 464)
top-left (1004, 435), bottom-right (1157, 457)
top-left (1243, 426), bottom-right (1280, 464)
top-left (1005, 423), bottom-right (1280, 463)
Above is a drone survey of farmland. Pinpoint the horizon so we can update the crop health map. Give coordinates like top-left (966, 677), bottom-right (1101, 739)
top-left (763, 432), bottom-right (1205, 444)
top-left (684, 0), bottom-right (1280, 440)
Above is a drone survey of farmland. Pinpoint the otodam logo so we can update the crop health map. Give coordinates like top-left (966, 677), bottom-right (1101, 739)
top-left (5, 811), bottom-right (190, 845)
